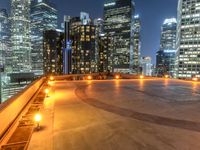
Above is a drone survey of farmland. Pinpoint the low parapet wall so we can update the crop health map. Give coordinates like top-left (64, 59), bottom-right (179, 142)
top-left (52, 73), bottom-right (157, 81)
top-left (53, 73), bottom-right (108, 80)
top-left (0, 77), bottom-right (46, 140)
top-left (119, 74), bottom-right (156, 79)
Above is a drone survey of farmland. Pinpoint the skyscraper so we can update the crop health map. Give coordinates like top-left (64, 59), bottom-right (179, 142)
top-left (97, 34), bottom-right (114, 73)
top-left (103, 0), bottom-right (135, 73)
top-left (0, 9), bottom-right (12, 73)
top-left (94, 18), bottom-right (104, 72)
top-left (70, 13), bottom-right (96, 74)
top-left (160, 19), bottom-right (177, 51)
top-left (63, 15), bottom-right (72, 74)
top-left (0, 9), bottom-right (9, 103)
top-left (176, 0), bottom-right (200, 79)
top-left (10, 0), bottom-right (31, 73)
top-left (156, 18), bottom-right (177, 77)
top-left (43, 30), bottom-right (64, 75)
top-left (31, 0), bottom-right (58, 76)
top-left (0, 9), bottom-right (9, 72)
top-left (133, 14), bottom-right (141, 74)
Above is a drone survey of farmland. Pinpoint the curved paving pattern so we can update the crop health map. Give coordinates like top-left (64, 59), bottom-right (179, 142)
top-left (122, 85), bottom-right (200, 103)
top-left (75, 85), bottom-right (200, 132)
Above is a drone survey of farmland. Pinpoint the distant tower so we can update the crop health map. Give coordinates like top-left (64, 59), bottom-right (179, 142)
top-left (133, 15), bottom-right (141, 74)
top-left (94, 18), bottom-right (104, 72)
top-left (31, 0), bottom-right (58, 76)
top-left (10, 0), bottom-right (31, 73)
top-left (80, 12), bottom-right (91, 25)
top-left (141, 57), bottom-right (152, 76)
top-left (103, 0), bottom-right (135, 73)
top-left (94, 18), bottom-right (104, 35)
top-left (63, 15), bottom-right (72, 74)
top-left (156, 18), bottom-right (177, 77)
top-left (176, 0), bottom-right (200, 79)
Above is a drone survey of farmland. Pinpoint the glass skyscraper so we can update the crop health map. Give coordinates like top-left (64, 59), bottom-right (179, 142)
top-left (103, 0), bottom-right (135, 73)
top-left (0, 9), bottom-right (12, 73)
top-left (0, 9), bottom-right (9, 72)
top-left (31, 0), bottom-right (58, 76)
top-left (156, 18), bottom-right (177, 77)
top-left (133, 14), bottom-right (141, 74)
top-left (176, 0), bottom-right (200, 79)
top-left (10, 0), bottom-right (31, 73)
top-left (0, 9), bottom-right (9, 103)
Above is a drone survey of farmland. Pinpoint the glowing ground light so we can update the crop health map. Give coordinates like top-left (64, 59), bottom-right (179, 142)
top-left (48, 81), bottom-right (51, 85)
top-left (45, 89), bottom-right (50, 97)
top-left (34, 113), bottom-right (42, 130)
top-left (50, 76), bottom-right (54, 81)
top-left (192, 77), bottom-right (198, 81)
top-left (87, 76), bottom-right (92, 80)
top-left (115, 75), bottom-right (120, 79)
top-left (34, 113), bottom-right (42, 122)
top-left (45, 89), bottom-right (49, 94)
top-left (165, 75), bottom-right (169, 78)
top-left (140, 75), bottom-right (144, 79)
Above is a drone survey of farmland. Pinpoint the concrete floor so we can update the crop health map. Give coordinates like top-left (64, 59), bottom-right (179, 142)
top-left (28, 79), bottom-right (200, 150)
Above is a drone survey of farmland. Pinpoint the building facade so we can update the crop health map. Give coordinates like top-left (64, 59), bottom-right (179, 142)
top-left (176, 0), bottom-right (200, 79)
top-left (156, 50), bottom-right (176, 77)
top-left (43, 30), bottom-right (64, 75)
top-left (71, 24), bottom-right (96, 74)
top-left (96, 34), bottom-right (114, 73)
top-left (156, 18), bottom-right (177, 77)
top-left (156, 50), bottom-right (164, 77)
top-left (70, 13), bottom-right (96, 74)
top-left (31, 0), bottom-right (58, 76)
top-left (10, 0), bottom-right (31, 73)
top-left (103, 0), bottom-right (135, 73)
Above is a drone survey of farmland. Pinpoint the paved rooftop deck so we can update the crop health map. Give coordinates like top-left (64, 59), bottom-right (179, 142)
top-left (28, 79), bottom-right (200, 150)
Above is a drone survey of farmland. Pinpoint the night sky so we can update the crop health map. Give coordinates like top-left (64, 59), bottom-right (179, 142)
top-left (0, 0), bottom-right (178, 64)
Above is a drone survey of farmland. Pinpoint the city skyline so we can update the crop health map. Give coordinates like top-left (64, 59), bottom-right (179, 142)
top-left (0, 0), bottom-right (178, 64)
top-left (1, 1), bottom-right (200, 149)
